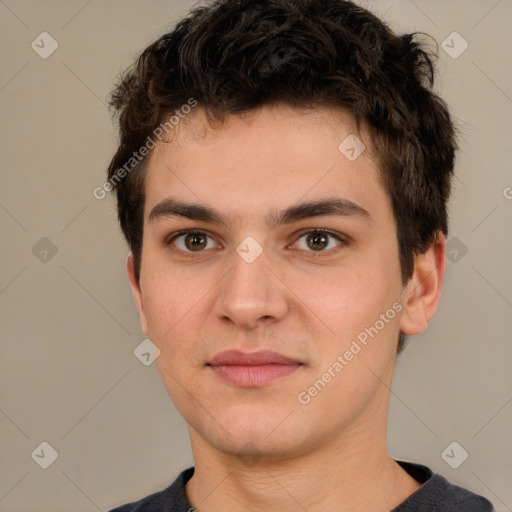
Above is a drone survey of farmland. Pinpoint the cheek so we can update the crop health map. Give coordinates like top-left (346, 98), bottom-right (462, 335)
top-left (142, 280), bottom-right (196, 339)
top-left (139, 248), bottom-right (201, 325)
top-left (139, 264), bottom-right (216, 375)
top-left (300, 260), bottom-right (399, 334)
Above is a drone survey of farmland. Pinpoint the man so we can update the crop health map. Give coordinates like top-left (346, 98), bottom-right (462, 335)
top-left (106, 0), bottom-right (494, 510)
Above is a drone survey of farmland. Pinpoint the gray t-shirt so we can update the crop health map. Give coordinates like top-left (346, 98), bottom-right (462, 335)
top-left (109, 460), bottom-right (494, 511)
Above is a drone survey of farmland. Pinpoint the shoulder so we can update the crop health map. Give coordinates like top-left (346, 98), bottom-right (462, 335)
top-left (108, 467), bottom-right (195, 512)
top-left (394, 460), bottom-right (494, 512)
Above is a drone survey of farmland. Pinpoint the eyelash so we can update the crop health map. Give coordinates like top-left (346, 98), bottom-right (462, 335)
top-left (164, 228), bottom-right (348, 258)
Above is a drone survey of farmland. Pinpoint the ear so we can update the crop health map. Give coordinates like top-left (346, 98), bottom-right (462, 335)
top-left (126, 252), bottom-right (149, 336)
top-left (399, 232), bottom-right (446, 336)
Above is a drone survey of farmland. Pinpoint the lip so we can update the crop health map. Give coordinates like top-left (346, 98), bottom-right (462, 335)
top-left (207, 350), bottom-right (303, 387)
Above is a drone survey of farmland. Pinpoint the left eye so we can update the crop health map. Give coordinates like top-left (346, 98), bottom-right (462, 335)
top-left (292, 230), bottom-right (345, 252)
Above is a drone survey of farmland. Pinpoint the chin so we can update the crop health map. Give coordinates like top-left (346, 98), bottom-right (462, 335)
top-left (194, 409), bottom-right (318, 462)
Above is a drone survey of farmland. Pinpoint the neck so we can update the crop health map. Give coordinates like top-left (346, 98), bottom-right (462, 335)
top-left (185, 418), bottom-right (420, 512)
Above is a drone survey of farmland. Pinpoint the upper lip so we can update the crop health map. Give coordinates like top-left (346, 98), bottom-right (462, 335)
top-left (207, 350), bottom-right (302, 366)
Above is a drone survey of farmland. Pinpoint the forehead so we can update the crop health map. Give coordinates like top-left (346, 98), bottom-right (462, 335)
top-left (142, 104), bottom-right (389, 226)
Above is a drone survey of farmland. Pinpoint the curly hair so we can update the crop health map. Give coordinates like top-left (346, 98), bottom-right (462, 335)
top-left (107, 0), bottom-right (457, 353)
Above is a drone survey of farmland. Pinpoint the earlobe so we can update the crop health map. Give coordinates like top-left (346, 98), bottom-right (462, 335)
top-left (126, 253), bottom-right (150, 336)
top-left (399, 233), bottom-right (446, 336)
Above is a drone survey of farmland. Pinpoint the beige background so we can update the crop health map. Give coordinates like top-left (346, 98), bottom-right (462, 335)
top-left (1, 0), bottom-right (511, 510)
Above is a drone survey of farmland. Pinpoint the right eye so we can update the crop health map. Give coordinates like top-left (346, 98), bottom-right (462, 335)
top-left (165, 230), bottom-right (220, 255)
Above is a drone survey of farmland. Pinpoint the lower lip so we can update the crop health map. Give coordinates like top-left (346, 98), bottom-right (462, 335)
top-left (209, 364), bottom-right (302, 387)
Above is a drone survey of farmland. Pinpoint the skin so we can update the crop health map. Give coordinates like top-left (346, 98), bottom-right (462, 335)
top-left (127, 104), bottom-right (446, 512)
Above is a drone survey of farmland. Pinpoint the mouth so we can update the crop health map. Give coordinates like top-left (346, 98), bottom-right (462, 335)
top-left (207, 350), bottom-right (303, 387)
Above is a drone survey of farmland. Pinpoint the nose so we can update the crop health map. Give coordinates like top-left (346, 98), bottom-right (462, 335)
top-left (213, 243), bottom-right (289, 331)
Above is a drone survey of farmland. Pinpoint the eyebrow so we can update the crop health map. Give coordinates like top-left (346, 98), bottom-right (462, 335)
top-left (148, 197), bottom-right (371, 228)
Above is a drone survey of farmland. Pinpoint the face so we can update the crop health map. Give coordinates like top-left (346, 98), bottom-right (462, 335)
top-left (127, 105), bottom-right (441, 462)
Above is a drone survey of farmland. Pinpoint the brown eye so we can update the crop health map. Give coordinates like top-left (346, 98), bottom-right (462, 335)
top-left (168, 230), bottom-right (217, 253)
top-left (184, 232), bottom-right (207, 251)
top-left (306, 232), bottom-right (329, 251)
top-left (292, 229), bottom-right (346, 253)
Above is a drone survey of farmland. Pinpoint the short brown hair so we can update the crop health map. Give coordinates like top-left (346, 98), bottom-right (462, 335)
top-left (107, 0), bottom-right (457, 352)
